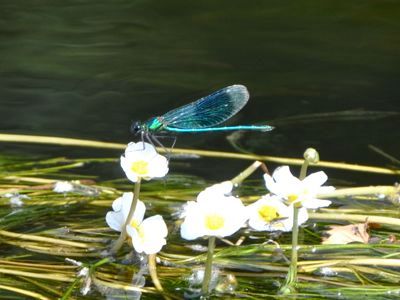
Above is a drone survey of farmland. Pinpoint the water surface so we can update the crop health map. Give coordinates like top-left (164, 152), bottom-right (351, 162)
top-left (0, 0), bottom-right (399, 182)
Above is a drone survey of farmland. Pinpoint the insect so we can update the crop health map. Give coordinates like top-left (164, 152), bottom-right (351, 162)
top-left (131, 84), bottom-right (274, 148)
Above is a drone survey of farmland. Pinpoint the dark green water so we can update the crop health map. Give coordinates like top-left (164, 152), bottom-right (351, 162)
top-left (1, 0), bottom-right (399, 182)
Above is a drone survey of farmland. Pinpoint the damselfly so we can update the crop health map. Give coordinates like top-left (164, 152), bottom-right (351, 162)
top-left (131, 84), bottom-right (274, 148)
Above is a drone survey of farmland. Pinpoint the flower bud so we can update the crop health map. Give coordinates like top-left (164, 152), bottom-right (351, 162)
top-left (304, 148), bottom-right (319, 164)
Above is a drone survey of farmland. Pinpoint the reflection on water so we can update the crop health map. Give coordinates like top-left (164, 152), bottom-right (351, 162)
top-left (0, 0), bottom-right (399, 178)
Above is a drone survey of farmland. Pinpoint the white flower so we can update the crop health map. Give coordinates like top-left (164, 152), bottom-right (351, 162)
top-left (180, 185), bottom-right (247, 240)
top-left (264, 166), bottom-right (334, 209)
top-left (201, 181), bottom-right (233, 195)
top-left (4, 193), bottom-right (29, 208)
top-left (53, 181), bottom-right (74, 193)
top-left (120, 142), bottom-right (169, 182)
top-left (126, 215), bottom-right (168, 255)
top-left (105, 192), bottom-right (145, 232)
top-left (247, 195), bottom-right (308, 232)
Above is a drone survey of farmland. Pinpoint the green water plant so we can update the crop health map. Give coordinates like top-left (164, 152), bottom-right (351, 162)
top-left (1, 134), bottom-right (400, 299)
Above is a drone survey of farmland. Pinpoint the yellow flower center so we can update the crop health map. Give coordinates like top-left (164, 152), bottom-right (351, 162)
top-left (129, 220), bottom-right (145, 239)
top-left (205, 214), bottom-right (225, 230)
top-left (287, 194), bottom-right (299, 204)
top-left (130, 219), bottom-right (140, 229)
top-left (258, 205), bottom-right (280, 222)
top-left (137, 226), bottom-right (145, 240)
top-left (131, 160), bottom-right (149, 175)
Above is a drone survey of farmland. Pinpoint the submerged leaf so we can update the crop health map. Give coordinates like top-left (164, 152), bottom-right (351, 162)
top-left (323, 222), bottom-right (370, 244)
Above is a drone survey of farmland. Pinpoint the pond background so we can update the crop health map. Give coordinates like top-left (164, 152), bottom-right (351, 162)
top-left (0, 0), bottom-right (399, 183)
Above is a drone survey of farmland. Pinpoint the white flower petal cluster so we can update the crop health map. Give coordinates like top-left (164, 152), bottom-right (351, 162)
top-left (105, 192), bottom-right (145, 232)
top-left (53, 181), bottom-right (75, 193)
top-left (127, 215), bottom-right (168, 255)
top-left (180, 182), bottom-right (247, 240)
top-left (264, 166), bottom-right (334, 209)
top-left (106, 193), bottom-right (167, 254)
top-left (247, 195), bottom-right (308, 232)
top-left (120, 142), bottom-right (169, 182)
top-left (201, 181), bottom-right (234, 196)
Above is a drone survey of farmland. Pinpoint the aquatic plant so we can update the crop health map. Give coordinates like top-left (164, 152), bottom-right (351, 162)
top-left (0, 133), bottom-right (400, 299)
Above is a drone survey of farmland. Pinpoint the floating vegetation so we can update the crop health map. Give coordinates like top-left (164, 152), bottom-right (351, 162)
top-left (0, 134), bottom-right (400, 299)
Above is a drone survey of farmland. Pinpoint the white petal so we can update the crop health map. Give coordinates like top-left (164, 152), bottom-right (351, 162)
top-left (129, 215), bottom-right (168, 254)
top-left (120, 156), bottom-right (140, 183)
top-left (111, 195), bottom-right (124, 211)
top-left (317, 186), bottom-right (336, 194)
top-left (197, 181), bottom-right (233, 203)
top-left (302, 171), bottom-right (328, 188)
top-left (279, 206), bottom-right (309, 231)
top-left (119, 192), bottom-right (133, 210)
top-left (147, 155), bottom-right (169, 178)
top-left (297, 207), bottom-right (309, 226)
top-left (131, 200), bottom-right (146, 224)
top-left (53, 181), bottom-right (74, 193)
top-left (302, 198), bottom-right (332, 209)
top-left (179, 201), bottom-right (197, 219)
top-left (120, 155), bottom-right (129, 172)
top-left (142, 215), bottom-right (168, 238)
top-left (125, 142), bottom-right (157, 157)
top-left (263, 169), bottom-right (299, 197)
top-left (272, 166), bottom-right (300, 186)
top-left (106, 210), bottom-right (125, 232)
top-left (180, 203), bottom-right (206, 240)
top-left (204, 181), bottom-right (233, 195)
top-left (119, 193), bottom-right (135, 222)
top-left (181, 219), bottom-right (203, 240)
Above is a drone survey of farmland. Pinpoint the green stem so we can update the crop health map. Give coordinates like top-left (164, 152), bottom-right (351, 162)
top-left (201, 236), bottom-right (216, 295)
top-left (149, 253), bottom-right (170, 298)
top-left (148, 254), bottom-right (161, 291)
top-left (283, 205), bottom-right (299, 290)
top-left (110, 178), bottom-right (142, 254)
top-left (299, 160), bottom-right (309, 180)
top-left (279, 205), bottom-right (300, 294)
top-left (230, 161), bottom-right (263, 186)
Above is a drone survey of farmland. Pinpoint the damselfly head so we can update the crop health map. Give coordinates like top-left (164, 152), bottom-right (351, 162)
top-left (130, 121), bottom-right (143, 135)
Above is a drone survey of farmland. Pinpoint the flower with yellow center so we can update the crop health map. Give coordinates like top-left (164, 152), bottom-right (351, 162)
top-left (106, 193), bottom-right (146, 232)
top-left (258, 205), bottom-right (279, 222)
top-left (130, 160), bottom-right (149, 176)
top-left (264, 166), bottom-right (334, 209)
top-left (205, 214), bottom-right (225, 230)
top-left (106, 193), bottom-right (168, 254)
top-left (180, 182), bottom-right (247, 240)
top-left (120, 142), bottom-right (168, 182)
top-left (246, 195), bottom-right (308, 232)
top-left (126, 215), bottom-right (168, 255)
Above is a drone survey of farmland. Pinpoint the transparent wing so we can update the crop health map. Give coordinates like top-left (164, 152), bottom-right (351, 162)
top-left (161, 85), bottom-right (249, 129)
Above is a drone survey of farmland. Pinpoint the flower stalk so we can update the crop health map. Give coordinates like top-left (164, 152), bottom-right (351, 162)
top-left (231, 161), bottom-right (263, 186)
top-left (110, 178), bottom-right (142, 254)
top-left (201, 236), bottom-right (216, 295)
top-left (148, 253), bottom-right (163, 292)
top-left (280, 204), bottom-right (299, 294)
top-left (280, 148), bottom-right (317, 294)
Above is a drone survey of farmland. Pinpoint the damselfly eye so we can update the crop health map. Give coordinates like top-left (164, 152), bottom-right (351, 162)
top-left (131, 121), bottom-right (142, 134)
